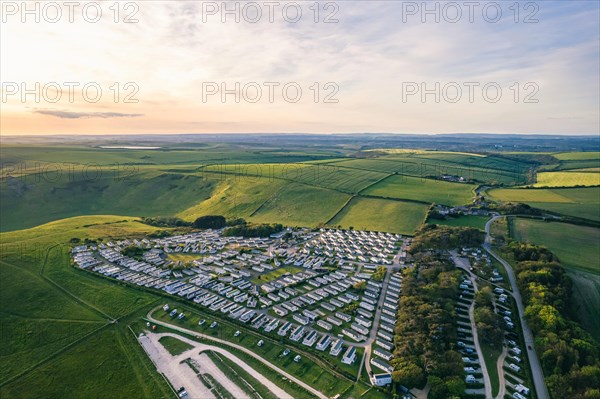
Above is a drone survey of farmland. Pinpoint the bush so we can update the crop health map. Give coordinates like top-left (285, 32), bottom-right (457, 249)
top-left (193, 215), bottom-right (227, 229)
top-left (223, 223), bottom-right (283, 238)
top-left (141, 216), bottom-right (191, 227)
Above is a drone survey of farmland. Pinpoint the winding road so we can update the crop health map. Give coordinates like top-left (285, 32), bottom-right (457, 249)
top-left (484, 215), bottom-right (550, 399)
top-left (362, 265), bottom-right (393, 378)
top-left (451, 253), bottom-right (493, 399)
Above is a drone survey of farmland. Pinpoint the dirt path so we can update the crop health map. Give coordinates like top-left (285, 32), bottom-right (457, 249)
top-left (495, 346), bottom-right (508, 399)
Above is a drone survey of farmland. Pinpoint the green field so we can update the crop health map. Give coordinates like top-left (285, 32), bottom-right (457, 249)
top-left (250, 183), bottom-right (351, 227)
top-left (327, 197), bottom-right (428, 234)
top-left (488, 186), bottom-right (600, 221)
top-left (510, 218), bottom-right (600, 341)
top-left (4, 145), bottom-right (598, 234)
top-left (511, 218), bottom-right (600, 275)
top-left (553, 151), bottom-right (600, 161)
top-left (363, 175), bottom-right (475, 205)
top-left (534, 171), bottom-right (599, 187)
top-left (330, 152), bottom-right (532, 185)
top-left (566, 270), bottom-right (600, 342)
top-left (427, 214), bottom-right (489, 230)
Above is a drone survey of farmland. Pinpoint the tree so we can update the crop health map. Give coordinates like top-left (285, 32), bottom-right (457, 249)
top-left (353, 281), bottom-right (366, 291)
top-left (445, 376), bottom-right (466, 397)
top-left (373, 266), bottom-right (386, 281)
top-left (392, 361), bottom-right (424, 388)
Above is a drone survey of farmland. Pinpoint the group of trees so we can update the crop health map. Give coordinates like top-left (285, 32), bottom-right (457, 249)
top-left (473, 286), bottom-right (504, 345)
top-left (121, 245), bottom-right (144, 260)
top-left (192, 215), bottom-right (227, 229)
top-left (223, 223), bottom-right (283, 238)
top-left (141, 215), bottom-right (248, 230)
top-left (505, 243), bottom-right (600, 399)
top-left (391, 252), bottom-right (465, 398)
top-left (507, 241), bottom-right (556, 263)
top-left (409, 225), bottom-right (484, 253)
top-left (495, 202), bottom-right (542, 216)
top-left (372, 266), bottom-right (386, 281)
top-left (141, 216), bottom-right (191, 227)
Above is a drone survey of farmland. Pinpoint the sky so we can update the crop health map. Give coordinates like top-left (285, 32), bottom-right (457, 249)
top-left (1, 0), bottom-right (599, 135)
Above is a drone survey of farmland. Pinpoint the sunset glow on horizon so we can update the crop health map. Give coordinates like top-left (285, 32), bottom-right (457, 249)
top-left (1, 1), bottom-right (599, 135)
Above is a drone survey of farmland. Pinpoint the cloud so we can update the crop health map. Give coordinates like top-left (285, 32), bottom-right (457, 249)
top-left (33, 110), bottom-right (144, 119)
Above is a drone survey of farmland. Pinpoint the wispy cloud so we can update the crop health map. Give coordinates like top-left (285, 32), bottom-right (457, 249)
top-left (34, 110), bottom-right (143, 119)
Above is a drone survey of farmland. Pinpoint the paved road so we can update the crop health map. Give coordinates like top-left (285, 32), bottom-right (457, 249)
top-left (362, 266), bottom-right (392, 378)
top-left (146, 308), bottom-right (328, 399)
top-left (452, 253), bottom-right (492, 399)
top-left (362, 244), bottom-right (405, 381)
top-left (484, 215), bottom-right (550, 399)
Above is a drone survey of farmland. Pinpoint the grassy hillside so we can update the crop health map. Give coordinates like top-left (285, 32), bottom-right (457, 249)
top-left (362, 175), bottom-right (475, 206)
top-left (509, 218), bottom-right (600, 341)
top-left (330, 152), bottom-right (532, 185)
top-left (0, 216), bottom-right (173, 398)
top-left (177, 174), bottom-right (285, 221)
top-left (250, 183), bottom-right (351, 227)
top-left (327, 197), bottom-right (428, 234)
top-left (510, 219), bottom-right (599, 275)
top-left (567, 270), bottom-right (600, 342)
top-left (0, 171), bottom-right (215, 232)
top-left (3, 146), bottom-right (598, 235)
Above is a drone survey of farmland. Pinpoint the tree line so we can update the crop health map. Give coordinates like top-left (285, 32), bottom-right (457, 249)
top-left (391, 252), bottom-right (465, 399)
top-left (505, 242), bottom-right (600, 399)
